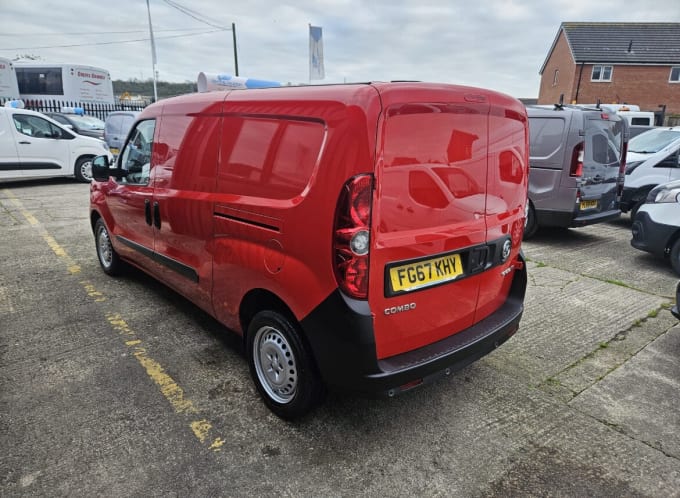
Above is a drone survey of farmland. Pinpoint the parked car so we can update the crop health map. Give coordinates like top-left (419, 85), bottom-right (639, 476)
top-left (524, 104), bottom-right (628, 238)
top-left (0, 106), bottom-right (112, 182)
top-left (45, 111), bottom-right (105, 140)
top-left (103, 110), bottom-right (140, 155)
top-left (630, 179), bottom-right (680, 275)
top-left (90, 82), bottom-right (530, 419)
top-left (621, 127), bottom-right (680, 218)
top-left (673, 280), bottom-right (680, 320)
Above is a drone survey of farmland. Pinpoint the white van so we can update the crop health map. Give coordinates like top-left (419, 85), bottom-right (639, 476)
top-left (621, 127), bottom-right (680, 217)
top-left (0, 106), bottom-right (112, 182)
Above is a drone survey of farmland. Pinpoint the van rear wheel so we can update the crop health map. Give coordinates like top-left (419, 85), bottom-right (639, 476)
top-left (247, 310), bottom-right (324, 419)
top-left (523, 203), bottom-right (538, 239)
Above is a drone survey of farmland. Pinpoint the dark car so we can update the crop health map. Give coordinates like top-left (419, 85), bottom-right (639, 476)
top-left (673, 281), bottom-right (679, 320)
top-left (45, 111), bottom-right (105, 140)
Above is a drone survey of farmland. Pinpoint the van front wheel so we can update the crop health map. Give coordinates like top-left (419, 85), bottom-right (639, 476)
top-left (671, 238), bottom-right (680, 276)
top-left (95, 218), bottom-right (123, 276)
top-left (247, 310), bottom-right (324, 419)
top-left (75, 156), bottom-right (94, 182)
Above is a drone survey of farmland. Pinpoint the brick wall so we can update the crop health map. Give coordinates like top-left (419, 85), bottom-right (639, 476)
top-left (538, 31), bottom-right (680, 116)
top-left (571, 65), bottom-right (679, 115)
top-left (538, 31), bottom-right (578, 106)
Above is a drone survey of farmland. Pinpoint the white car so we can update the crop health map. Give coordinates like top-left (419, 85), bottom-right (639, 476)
top-left (621, 127), bottom-right (680, 217)
top-left (631, 179), bottom-right (680, 276)
top-left (0, 105), bottom-right (112, 182)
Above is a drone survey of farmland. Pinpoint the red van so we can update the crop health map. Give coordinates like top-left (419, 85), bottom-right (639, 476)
top-left (90, 82), bottom-right (529, 419)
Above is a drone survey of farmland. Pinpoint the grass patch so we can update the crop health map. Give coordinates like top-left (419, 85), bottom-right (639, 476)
top-left (604, 279), bottom-right (631, 288)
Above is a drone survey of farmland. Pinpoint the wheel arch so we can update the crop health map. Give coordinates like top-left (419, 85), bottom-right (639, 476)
top-left (239, 289), bottom-right (298, 342)
top-left (666, 228), bottom-right (680, 256)
top-left (90, 209), bottom-right (102, 233)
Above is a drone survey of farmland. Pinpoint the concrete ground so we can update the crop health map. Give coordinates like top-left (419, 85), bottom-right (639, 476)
top-left (1, 179), bottom-right (678, 497)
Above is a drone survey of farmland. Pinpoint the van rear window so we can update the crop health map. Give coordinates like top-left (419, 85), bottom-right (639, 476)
top-left (219, 117), bottom-right (324, 199)
top-left (586, 118), bottom-right (624, 166)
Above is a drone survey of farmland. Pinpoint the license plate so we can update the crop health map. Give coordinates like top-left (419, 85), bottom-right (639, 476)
top-left (580, 199), bottom-right (598, 210)
top-left (110, 148), bottom-right (119, 156)
top-left (388, 252), bottom-right (464, 294)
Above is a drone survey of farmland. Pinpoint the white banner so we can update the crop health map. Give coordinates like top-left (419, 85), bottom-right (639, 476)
top-left (309, 25), bottom-right (325, 80)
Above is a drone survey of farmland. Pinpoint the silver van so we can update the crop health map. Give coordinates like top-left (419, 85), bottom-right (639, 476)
top-left (525, 105), bottom-right (629, 238)
top-left (103, 110), bottom-right (140, 156)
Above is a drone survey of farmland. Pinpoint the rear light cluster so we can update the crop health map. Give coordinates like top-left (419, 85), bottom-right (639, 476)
top-left (570, 141), bottom-right (584, 177)
top-left (617, 141), bottom-right (628, 198)
top-left (333, 174), bottom-right (373, 299)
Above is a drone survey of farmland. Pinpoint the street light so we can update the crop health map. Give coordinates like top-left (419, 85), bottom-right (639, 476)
top-left (146, 0), bottom-right (158, 102)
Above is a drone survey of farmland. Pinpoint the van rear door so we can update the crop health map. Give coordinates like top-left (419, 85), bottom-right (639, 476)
top-left (580, 113), bottom-right (626, 213)
top-left (368, 85), bottom-right (490, 359)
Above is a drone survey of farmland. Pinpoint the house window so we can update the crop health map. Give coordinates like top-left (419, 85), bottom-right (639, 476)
top-left (552, 69), bottom-right (559, 86)
top-left (591, 65), bottom-right (612, 82)
top-left (670, 67), bottom-right (680, 83)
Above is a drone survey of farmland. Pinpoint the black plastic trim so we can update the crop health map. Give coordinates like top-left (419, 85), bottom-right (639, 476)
top-left (0, 162), bottom-right (61, 171)
top-left (116, 235), bottom-right (199, 283)
top-left (300, 253), bottom-right (527, 396)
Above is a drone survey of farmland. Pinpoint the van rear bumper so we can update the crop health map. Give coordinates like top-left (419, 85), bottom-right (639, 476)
top-left (300, 255), bottom-right (527, 396)
top-left (537, 208), bottom-right (620, 228)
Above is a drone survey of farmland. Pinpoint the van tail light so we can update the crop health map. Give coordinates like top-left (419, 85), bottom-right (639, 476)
top-left (619, 142), bottom-right (628, 175)
top-left (617, 141), bottom-right (628, 199)
top-left (570, 141), bottom-right (584, 177)
top-left (333, 174), bottom-right (373, 299)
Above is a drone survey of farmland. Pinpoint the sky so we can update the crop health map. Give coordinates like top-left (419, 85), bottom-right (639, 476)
top-left (2, 0), bottom-right (679, 99)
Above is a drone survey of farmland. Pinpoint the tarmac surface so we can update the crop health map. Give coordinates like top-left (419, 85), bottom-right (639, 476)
top-left (1, 179), bottom-right (679, 497)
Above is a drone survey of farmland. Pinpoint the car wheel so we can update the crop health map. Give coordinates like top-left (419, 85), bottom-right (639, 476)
top-left (630, 199), bottom-right (646, 221)
top-left (95, 218), bottom-right (123, 276)
top-left (75, 156), bottom-right (94, 183)
top-left (671, 238), bottom-right (680, 276)
top-left (523, 202), bottom-right (538, 240)
top-left (247, 310), bottom-right (324, 419)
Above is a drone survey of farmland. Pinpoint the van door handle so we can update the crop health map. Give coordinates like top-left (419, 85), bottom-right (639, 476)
top-left (153, 202), bottom-right (161, 230)
top-left (144, 199), bottom-right (152, 226)
top-left (18, 141), bottom-right (31, 144)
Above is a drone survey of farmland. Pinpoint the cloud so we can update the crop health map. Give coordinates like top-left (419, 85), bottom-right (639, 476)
top-left (2, 0), bottom-right (679, 98)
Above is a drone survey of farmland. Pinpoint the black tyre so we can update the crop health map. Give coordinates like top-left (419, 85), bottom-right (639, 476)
top-left (523, 202), bottom-right (538, 240)
top-left (94, 218), bottom-right (124, 276)
top-left (630, 199), bottom-right (646, 221)
top-left (671, 238), bottom-right (680, 276)
top-left (247, 310), bottom-right (324, 420)
top-left (75, 156), bottom-right (94, 183)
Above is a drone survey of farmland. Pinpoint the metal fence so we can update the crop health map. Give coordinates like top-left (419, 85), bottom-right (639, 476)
top-left (0, 97), bottom-right (148, 120)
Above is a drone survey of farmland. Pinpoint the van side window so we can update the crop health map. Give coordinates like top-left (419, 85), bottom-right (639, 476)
top-left (12, 114), bottom-right (64, 139)
top-left (528, 118), bottom-right (564, 157)
top-left (119, 119), bottom-right (156, 185)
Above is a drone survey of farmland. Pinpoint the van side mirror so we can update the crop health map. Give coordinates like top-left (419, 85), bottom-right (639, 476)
top-left (92, 155), bottom-right (126, 181)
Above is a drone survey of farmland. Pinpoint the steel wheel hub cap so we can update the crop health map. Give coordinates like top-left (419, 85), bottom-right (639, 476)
top-left (97, 227), bottom-right (112, 267)
top-left (254, 326), bottom-right (297, 404)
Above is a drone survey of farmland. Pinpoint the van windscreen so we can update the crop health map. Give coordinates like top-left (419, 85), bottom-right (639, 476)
top-left (629, 129), bottom-right (680, 153)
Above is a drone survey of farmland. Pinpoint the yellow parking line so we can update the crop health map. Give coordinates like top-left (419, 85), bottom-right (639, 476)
top-left (2, 189), bottom-right (225, 453)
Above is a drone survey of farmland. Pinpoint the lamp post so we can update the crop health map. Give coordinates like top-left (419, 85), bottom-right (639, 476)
top-left (146, 0), bottom-right (158, 102)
